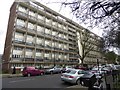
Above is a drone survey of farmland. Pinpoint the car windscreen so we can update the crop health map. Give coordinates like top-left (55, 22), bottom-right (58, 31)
top-left (23, 67), bottom-right (27, 70)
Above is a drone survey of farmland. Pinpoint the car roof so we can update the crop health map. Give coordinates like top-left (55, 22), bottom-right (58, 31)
top-left (68, 68), bottom-right (83, 71)
top-left (25, 66), bottom-right (35, 69)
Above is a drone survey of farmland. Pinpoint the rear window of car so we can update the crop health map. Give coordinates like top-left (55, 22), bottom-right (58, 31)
top-left (23, 67), bottom-right (35, 70)
top-left (66, 70), bottom-right (76, 74)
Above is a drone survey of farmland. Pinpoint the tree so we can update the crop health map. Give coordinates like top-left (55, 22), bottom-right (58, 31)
top-left (77, 29), bottom-right (94, 65)
top-left (62, 0), bottom-right (120, 50)
top-left (104, 51), bottom-right (118, 63)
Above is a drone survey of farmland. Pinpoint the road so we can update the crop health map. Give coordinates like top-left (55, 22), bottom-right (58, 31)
top-left (2, 74), bottom-right (74, 88)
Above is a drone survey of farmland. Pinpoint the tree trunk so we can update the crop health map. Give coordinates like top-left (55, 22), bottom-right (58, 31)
top-left (81, 59), bottom-right (84, 66)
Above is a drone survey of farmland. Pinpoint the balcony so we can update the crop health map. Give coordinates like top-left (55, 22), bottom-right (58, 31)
top-left (37, 18), bottom-right (45, 26)
top-left (11, 58), bottom-right (24, 62)
top-left (52, 35), bottom-right (69, 44)
top-left (17, 11), bottom-right (28, 19)
top-left (28, 15), bottom-right (37, 23)
top-left (16, 25), bottom-right (27, 32)
top-left (26, 42), bottom-right (35, 46)
top-left (13, 40), bottom-right (25, 44)
top-left (35, 58), bottom-right (43, 62)
top-left (44, 33), bottom-right (52, 39)
top-left (29, 3), bottom-right (38, 10)
top-left (19, 2), bottom-right (29, 7)
top-left (27, 28), bottom-right (36, 35)
top-left (44, 57), bottom-right (52, 62)
top-left (24, 57), bottom-right (34, 61)
top-left (37, 31), bottom-right (45, 37)
top-left (36, 44), bottom-right (44, 50)
top-left (44, 45), bottom-right (52, 50)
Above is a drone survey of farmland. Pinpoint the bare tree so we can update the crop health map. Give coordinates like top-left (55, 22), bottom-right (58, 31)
top-left (62, 0), bottom-right (120, 50)
top-left (77, 30), bottom-right (94, 65)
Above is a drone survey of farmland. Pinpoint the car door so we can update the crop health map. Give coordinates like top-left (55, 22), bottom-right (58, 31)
top-left (31, 69), bottom-right (37, 75)
top-left (77, 70), bottom-right (85, 79)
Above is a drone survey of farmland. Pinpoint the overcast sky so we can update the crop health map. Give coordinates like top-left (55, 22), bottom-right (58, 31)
top-left (0, 0), bottom-right (102, 54)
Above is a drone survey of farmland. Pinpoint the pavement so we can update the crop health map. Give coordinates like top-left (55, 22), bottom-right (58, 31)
top-left (0, 73), bottom-right (22, 78)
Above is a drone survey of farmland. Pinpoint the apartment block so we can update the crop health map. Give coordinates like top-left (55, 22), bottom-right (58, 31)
top-left (2, 0), bottom-right (105, 72)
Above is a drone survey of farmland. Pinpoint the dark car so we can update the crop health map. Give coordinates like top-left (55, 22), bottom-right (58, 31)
top-left (79, 72), bottom-right (97, 87)
top-left (22, 66), bottom-right (45, 77)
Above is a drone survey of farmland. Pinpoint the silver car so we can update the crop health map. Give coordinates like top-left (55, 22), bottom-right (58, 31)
top-left (61, 69), bottom-right (86, 85)
top-left (45, 66), bottom-right (63, 74)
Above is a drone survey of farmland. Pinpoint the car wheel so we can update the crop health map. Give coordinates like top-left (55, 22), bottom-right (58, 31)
top-left (60, 70), bottom-right (63, 73)
top-left (40, 73), bottom-right (44, 76)
top-left (76, 79), bottom-right (81, 85)
top-left (80, 80), bottom-right (84, 86)
top-left (50, 71), bottom-right (53, 74)
top-left (27, 73), bottom-right (31, 77)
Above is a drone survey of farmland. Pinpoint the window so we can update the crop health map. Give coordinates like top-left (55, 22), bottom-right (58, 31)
top-left (36, 51), bottom-right (43, 57)
top-left (13, 47), bottom-right (23, 58)
top-left (55, 42), bottom-right (58, 47)
top-left (25, 48), bottom-right (33, 57)
top-left (45, 28), bottom-right (51, 34)
top-left (38, 14), bottom-right (44, 20)
top-left (28, 22), bottom-right (34, 30)
top-left (14, 47), bottom-right (23, 50)
top-left (45, 40), bottom-right (50, 46)
top-left (15, 32), bottom-right (24, 41)
top-left (18, 6), bottom-right (27, 13)
top-left (64, 55), bottom-right (67, 59)
top-left (26, 35), bottom-right (34, 44)
top-left (66, 70), bottom-right (76, 74)
top-left (58, 23), bottom-right (62, 28)
top-left (36, 37), bottom-right (43, 45)
top-left (44, 52), bottom-right (50, 58)
top-left (46, 18), bottom-right (51, 23)
top-left (52, 31), bottom-right (58, 36)
top-left (29, 10), bottom-right (36, 17)
top-left (64, 45), bottom-right (67, 49)
top-left (16, 19), bottom-right (25, 27)
top-left (52, 21), bottom-right (57, 26)
top-left (37, 25), bottom-right (44, 32)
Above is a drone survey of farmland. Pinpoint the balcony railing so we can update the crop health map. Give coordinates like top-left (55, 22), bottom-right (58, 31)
top-left (16, 25), bottom-right (27, 31)
top-left (13, 40), bottom-right (25, 44)
top-left (26, 42), bottom-right (35, 46)
top-left (28, 28), bottom-right (36, 34)
top-left (35, 58), bottom-right (43, 62)
top-left (24, 57), bottom-right (34, 61)
top-left (17, 11), bottom-right (28, 19)
top-left (28, 15), bottom-right (37, 22)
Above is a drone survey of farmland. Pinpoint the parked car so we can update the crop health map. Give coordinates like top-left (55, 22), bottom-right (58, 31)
top-left (74, 66), bottom-right (87, 70)
top-left (90, 66), bottom-right (112, 77)
top-left (61, 69), bottom-right (91, 85)
top-left (79, 72), bottom-right (97, 87)
top-left (62, 66), bottom-right (73, 73)
top-left (90, 67), bottom-right (105, 77)
top-left (22, 66), bottom-right (45, 77)
top-left (45, 66), bottom-right (63, 74)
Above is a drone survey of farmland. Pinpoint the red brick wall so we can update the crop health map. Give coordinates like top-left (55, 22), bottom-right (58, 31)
top-left (2, 2), bottom-right (17, 73)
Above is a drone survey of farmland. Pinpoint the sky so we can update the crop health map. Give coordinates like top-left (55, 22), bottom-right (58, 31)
top-left (0, 0), bottom-right (102, 54)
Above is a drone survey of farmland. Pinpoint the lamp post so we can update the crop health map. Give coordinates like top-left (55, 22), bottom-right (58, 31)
top-left (97, 59), bottom-right (99, 72)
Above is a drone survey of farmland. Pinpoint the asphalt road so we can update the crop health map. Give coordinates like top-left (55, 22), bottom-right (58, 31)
top-left (2, 74), bottom-right (74, 88)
